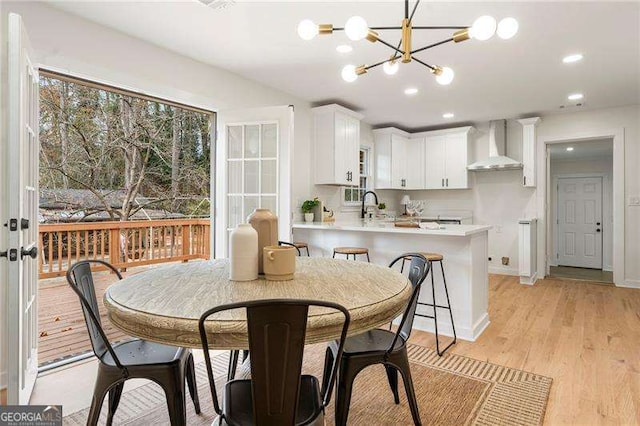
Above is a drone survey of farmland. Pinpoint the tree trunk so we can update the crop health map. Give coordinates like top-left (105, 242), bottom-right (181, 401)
top-left (171, 108), bottom-right (182, 211)
top-left (58, 81), bottom-right (70, 189)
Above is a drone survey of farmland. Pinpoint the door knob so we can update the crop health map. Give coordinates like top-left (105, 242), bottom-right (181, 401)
top-left (21, 246), bottom-right (38, 260)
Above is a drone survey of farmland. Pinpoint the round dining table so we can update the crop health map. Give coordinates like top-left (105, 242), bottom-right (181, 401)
top-left (104, 257), bottom-right (412, 350)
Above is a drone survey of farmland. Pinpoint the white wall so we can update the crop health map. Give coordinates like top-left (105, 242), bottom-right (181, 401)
top-left (0, 1), bottom-right (315, 390)
top-left (550, 154), bottom-right (614, 270)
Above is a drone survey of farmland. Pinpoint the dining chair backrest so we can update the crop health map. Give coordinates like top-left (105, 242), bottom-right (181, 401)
top-left (198, 299), bottom-right (350, 426)
top-left (278, 241), bottom-right (302, 256)
top-left (387, 253), bottom-right (430, 352)
top-left (66, 260), bottom-right (126, 370)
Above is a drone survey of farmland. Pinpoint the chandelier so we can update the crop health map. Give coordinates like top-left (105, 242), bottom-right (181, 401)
top-left (297, 0), bottom-right (518, 84)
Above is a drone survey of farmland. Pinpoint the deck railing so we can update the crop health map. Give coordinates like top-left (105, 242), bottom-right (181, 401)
top-left (38, 219), bottom-right (210, 279)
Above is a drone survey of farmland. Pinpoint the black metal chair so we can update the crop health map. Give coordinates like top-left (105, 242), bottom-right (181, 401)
top-left (278, 240), bottom-right (302, 256)
top-left (66, 260), bottom-right (200, 426)
top-left (322, 253), bottom-right (430, 426)
top-left (199, 299), bottom-right (351, 426)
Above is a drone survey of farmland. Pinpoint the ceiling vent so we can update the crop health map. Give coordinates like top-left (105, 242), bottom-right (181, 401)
top-left (197, 0), bottom-right (236, 10)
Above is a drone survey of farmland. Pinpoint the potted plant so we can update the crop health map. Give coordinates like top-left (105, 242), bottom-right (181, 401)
top-left (378, 202), bottom-right (386, 210)
top-left (301, 197), bottom-right (319, 222)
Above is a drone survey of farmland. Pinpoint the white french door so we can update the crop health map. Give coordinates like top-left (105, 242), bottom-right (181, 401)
top-left (557, 177), bottom-right (603, 269)
top-left (4, 13), bottom-right (39, 404)
top-left (215, 106), bottom-right (293, 257)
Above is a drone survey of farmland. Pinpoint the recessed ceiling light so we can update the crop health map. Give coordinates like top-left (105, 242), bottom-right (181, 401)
top-left (336, 45), bottom-right (353, 53)
top-left (563, 53), bottom-right (583, 64)
top-left (404, 87), bottom-right (418, 95)
top-left (566, 147), bottom-right (574, 152)
top-left (568, 93), bottom-right (584, 101)
top-left (442, 113), bottom-right (455, 119)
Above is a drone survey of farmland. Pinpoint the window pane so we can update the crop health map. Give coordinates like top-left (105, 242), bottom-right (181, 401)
top-left (244, 125), bottom-right (260, 158)
top-left (261, 195), bottom-right (277, 213)
top-left (344, 188), bottom-right (351, 202)
top-left (228, 161), bottom-right (242, 194)
top-left (244, 160), bottom-right (259, 193)
top-left (360, 176), bottom-right (367, 189)
top-left (262, 124), bottom-right (277, 158)
top-left (228, 196), bottom-right (242, 229)
top-left (261, 160), bottom-right (277, 194)
top-left (228, 126), bottom-right (243, 159)
top-left (244, 196), bottom-right (259, 221)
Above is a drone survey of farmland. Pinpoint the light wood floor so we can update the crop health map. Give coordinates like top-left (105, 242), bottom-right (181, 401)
top-left (550, 265), bottom-right (614, 283)
top-left (409, 274), bottom-right (640, 425)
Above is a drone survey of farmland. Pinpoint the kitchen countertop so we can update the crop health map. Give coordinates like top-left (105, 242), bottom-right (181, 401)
top-left (292, 221), bottom-right (492, 237)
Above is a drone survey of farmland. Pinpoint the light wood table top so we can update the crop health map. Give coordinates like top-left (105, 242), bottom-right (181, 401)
top-left (104, 257), bottom-right (411, 349)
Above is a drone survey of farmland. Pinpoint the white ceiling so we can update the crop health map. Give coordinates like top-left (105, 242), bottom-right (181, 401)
top-left (48, 1), bottom-right (640, 130)
top-left (549, 138), bottom-right (613, 161)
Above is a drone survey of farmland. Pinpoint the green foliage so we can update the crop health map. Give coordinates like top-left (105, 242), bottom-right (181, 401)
top-left (301, 197), bottom-right (320, 213)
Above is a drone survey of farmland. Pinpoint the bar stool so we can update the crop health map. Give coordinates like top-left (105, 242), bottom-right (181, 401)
top-left (293, 241), bottom-right (310, 256)
top-left (333, 247), bottom-right (370, 262)
top-left (402, 251), bottom-right (456, 356)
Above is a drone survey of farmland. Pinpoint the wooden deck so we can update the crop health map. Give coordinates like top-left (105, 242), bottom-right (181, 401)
top-left (38, 262), bottom-right (196, 366)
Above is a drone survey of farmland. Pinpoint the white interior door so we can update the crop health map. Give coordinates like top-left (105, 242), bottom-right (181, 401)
top-left (5, 13), bottom-right (39, 404)
top-left (557, 177), bottom-right (603, 269)
top-left (215, 106), bottom-right (293, 257)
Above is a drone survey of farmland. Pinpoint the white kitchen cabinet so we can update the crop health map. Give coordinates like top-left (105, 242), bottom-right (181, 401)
top-left (423, 127), bottom-right (473, 189)
top-left (374, 128), bottom-right (424, 189)
top-left (518, 117), bottom-right (541, 188)
top-left (313, 104), bottom-right (363, 186)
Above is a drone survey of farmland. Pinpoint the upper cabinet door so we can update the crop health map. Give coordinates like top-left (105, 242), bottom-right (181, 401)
top-left (391, 134), bottom-right (408, 189)
top-left (444, 132), bottom-right (470, 189)
top-left (313, 105), bottom-right (363, 186)
top-left (406, 138), bottom-right (425, 189)
top-left (424, 135), bottom-right (446, 189)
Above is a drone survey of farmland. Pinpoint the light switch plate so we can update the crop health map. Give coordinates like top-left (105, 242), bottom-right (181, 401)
top-left (629, 196), bottom-right (640, 206)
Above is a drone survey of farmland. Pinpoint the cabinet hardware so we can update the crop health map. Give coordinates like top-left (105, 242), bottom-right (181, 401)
top-left (597, 222), bottom-right (601, 226)
top-left (441, 178), bottom-right (444, 187)
top-left (20, 219), bottom-right (29, 230)
top-left (596, 229), bottom-right (601, 233)
top-left (446, 178), bottom-right (449, 187)
top-left (523, 176), bottom-right (526, 186)
top-left (4, 218), bottom-right (18, 231)
top-left (21, 246), bottom-right (38, 260)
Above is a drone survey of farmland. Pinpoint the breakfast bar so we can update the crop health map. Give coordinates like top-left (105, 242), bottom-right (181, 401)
top-left (293, 221), bottom-right (492, 341)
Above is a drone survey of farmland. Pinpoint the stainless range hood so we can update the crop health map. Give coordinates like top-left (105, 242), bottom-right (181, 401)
top-left (467, 120), bottom-right (522, 171)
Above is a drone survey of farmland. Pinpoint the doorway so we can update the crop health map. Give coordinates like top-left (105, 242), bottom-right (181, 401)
top-left (548, 139), bottom-right (613, 283)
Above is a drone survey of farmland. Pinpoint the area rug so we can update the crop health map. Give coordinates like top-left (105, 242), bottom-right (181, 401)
top-left (64, 343), bottom-right (551, 425)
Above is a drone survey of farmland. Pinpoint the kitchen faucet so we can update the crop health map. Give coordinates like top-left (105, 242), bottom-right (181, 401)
top-left (361, 191), bottom-right (379, 219)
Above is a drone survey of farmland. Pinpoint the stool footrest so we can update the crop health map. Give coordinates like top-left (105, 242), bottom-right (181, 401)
top-left (418, 302), bottom-right (453, 310)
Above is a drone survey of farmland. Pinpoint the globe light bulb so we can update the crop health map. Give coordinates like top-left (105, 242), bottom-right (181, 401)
top-left (297, 19), bottom-right (319, 40)
top-left (470, 15), bottom-right (497, 41)
top-left (344, 16), bottom-right (369, 41)
top-left (341, 65), bottom-right (358, 82)
top-left (497, 17), bottom-right (518, 40)
top-left (436, 67), bottom-right (455, 85)
top-left (383, 60), bottom-right (399, 75)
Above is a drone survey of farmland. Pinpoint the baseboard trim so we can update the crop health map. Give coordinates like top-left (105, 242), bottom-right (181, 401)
top-left (519, 272), bottom-right (538, 286)
top-left (488, 266), bottom-right (519, 276)
top-left (412, 313), bottom-right (490, 342)
top-left (619, 279), bottom-right (640, 289)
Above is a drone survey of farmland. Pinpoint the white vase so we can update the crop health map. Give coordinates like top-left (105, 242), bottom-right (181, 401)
top-left (229, 223), bottom-right (258, 281)
top-left (304, 213), bottom-right (314, 222)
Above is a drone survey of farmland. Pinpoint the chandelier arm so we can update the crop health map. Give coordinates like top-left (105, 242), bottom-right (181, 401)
top-left (408, 0), bottom-right (421, 24)
top-left (412, 26), bottom-right (468, 30)
top-left (369, 26), bottom-right (403, 30)
top-left (365, 58), bottom-right (393, 71)
top-left (377, 37), bottom-right (406, 56)
top-left (405, 0), bottom-right (409, 19)
top-left (411, 56), bottom-right (436, 71)
top-left (411, 37), bottom-right (454, 55)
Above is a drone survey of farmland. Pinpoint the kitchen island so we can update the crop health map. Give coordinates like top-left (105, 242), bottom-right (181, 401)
top-left (292, 221), bottom-right (492, 341)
